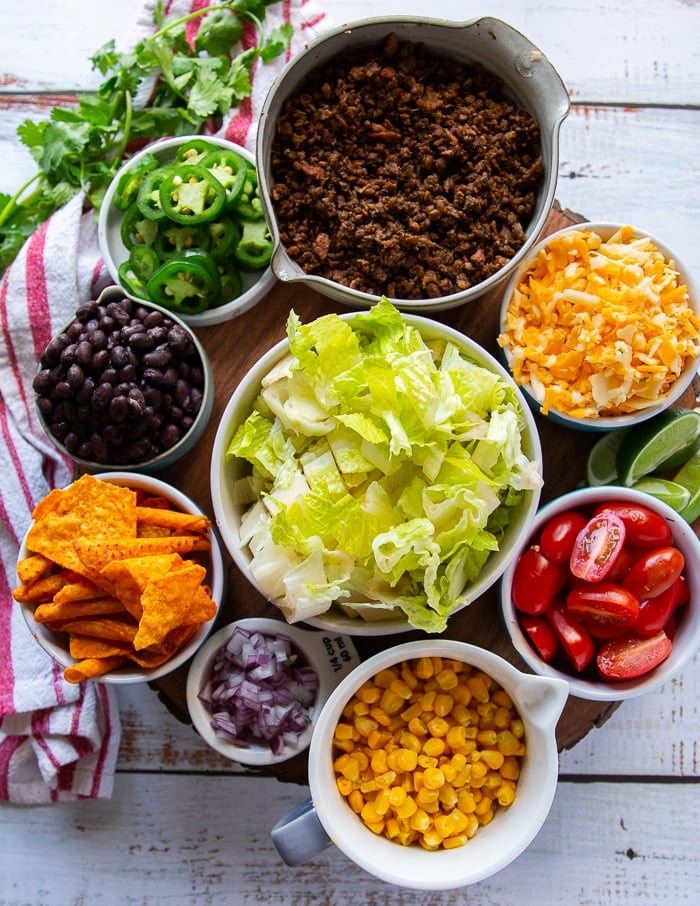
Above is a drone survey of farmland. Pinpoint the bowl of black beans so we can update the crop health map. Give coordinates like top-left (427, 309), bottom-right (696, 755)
top-left (32, 287), bottom-right (213, 472)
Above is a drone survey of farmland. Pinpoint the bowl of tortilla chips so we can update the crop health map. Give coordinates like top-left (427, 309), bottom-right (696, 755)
top-left (13, 472), bottom-right (225, 684)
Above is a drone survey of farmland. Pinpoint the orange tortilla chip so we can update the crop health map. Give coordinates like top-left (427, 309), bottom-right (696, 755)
top-left (101, 553), bottom-right (184, 619)
top-left (64, 656), bottom-right (127, 684)
top-left (74, 534), bottom-right (210, 573)
top-left (25, 475), bottom-right (137, 578)
top-left (48, 617), bottom-right (138, 644)
top-left (136, 506), bottom-right (210, 535)
top-left (133, 563), bottom-right (209, 650)
top-left (12, 570), bottom-right (77, 604)
top-left (53, 578), bottom-right (104, 604)
top-left (69, 633), bottom-right (132, 660)
top-left (128, 624), bottom-right (200, 668)
top-left (34, 597), bottom-right (127, 624)
top-left (16, 554), bottom-right (53, 585)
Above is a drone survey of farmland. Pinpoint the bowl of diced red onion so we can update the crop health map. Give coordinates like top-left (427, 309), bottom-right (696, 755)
top-left (185, 617), bottom-right (361, 764)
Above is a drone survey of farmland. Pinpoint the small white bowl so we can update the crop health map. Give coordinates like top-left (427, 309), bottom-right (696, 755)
top-left (17, 471), bottom-right (225, 684)
top-left (271, 639), bottom-right (569, 889)
top-left (98, 136), bottom-right (276, 326)
top-left (34, 286), bottom-right (214, 474)
top-left (210, 311), bottom-right (542, 636)
top-left (498, 222), bottom-right (700, 432)
top-left (500, 486), bottom-right (700, 701)
top-left (186, 618), bottom-right (361, 765)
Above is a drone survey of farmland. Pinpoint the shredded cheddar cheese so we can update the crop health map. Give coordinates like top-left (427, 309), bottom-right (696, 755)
top-left (497, 225), bottom-right (700, 418)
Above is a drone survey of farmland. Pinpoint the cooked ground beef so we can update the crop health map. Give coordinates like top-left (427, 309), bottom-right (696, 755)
top-left (269, 34), bottom-right (544, 300)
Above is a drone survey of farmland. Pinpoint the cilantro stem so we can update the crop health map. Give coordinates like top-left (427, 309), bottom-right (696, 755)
top-left (110, 90), bottom-right (133, 173)
top-left (0, 172), bottom-right (41, 230)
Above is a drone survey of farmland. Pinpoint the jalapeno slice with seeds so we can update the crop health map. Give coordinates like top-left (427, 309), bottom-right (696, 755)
top-left (147, 250), bottom-right (221, 315)
top-left (158, 164), bottom-right (226, 224)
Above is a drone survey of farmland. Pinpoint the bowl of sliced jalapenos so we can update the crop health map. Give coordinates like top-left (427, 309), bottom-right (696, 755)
top-left (98, 136), bottom-right (277, 326)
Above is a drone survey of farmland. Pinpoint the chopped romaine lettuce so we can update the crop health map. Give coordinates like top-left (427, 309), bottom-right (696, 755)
top-left (226, 299), bottom-right (541, 632)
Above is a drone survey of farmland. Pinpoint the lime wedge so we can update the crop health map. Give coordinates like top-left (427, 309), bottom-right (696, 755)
top-left (615, 408), bottom-right (700, 486)
top-left (673, 448), bottom-right (700, 524)
top-left (585, 429), bottom-right (628, 486)
top-left (630, 477), bottom-right (692, 512)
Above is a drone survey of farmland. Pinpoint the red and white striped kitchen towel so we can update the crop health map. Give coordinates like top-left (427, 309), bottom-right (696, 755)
top-left (0, 0), bottom-right (330, 803)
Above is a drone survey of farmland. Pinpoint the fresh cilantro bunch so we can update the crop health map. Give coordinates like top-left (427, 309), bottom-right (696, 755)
top-left (0, 0), bottom-right (292, 275)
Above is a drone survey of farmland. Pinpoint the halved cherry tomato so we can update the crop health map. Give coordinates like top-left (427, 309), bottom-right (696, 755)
top-left (511, 546), bottom-right (564, 615)
top-left (596, 630), bottom-right (672, 680)
top-left (519, 614), bottom-right (559, 662)
top-left (594, 502), bottom-right (672, 549)
top-left (538, 511), bottom-right (588, 564)
top-left (635, 578), bottom-right (684, 638)
top-left (546, 600), bottom-right (596, 672)
top-left (570, 512), bottom-right (626, 583)
top-left (604, 545), bottom-right (634, 584)
top-left (623, 546), bottom-right (685, 600)
top-left (566, 583), bottom-right (640, 629)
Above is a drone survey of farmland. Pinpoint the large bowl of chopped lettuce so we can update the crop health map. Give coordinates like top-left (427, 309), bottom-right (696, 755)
top-left (211, 300), bottom-right (543, 636)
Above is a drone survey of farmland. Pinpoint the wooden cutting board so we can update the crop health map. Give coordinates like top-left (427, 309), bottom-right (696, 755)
top-left (151, 202), bottom-right (695, 780)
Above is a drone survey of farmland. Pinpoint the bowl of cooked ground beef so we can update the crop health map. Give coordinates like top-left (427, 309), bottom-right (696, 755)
top-left (256, 16), bottom-right (570, 312)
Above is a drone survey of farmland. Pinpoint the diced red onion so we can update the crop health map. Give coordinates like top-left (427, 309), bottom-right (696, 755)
top-left (200, 626), bottom-right (319, 754)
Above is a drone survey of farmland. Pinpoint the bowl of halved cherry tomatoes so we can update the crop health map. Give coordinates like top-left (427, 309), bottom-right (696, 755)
top-left (500, 486), bottom-right (700, 700)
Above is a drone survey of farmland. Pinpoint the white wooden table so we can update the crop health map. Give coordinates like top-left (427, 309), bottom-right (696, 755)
top-left (1, 1), bottom-right (699, 903)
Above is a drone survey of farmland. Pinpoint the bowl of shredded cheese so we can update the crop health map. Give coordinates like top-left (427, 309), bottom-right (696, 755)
top-left (497, 222), bottom-right (700, 431)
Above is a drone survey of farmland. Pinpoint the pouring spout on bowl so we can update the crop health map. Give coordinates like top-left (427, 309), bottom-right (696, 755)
top-left (514, 674), bottom-right (570, 730)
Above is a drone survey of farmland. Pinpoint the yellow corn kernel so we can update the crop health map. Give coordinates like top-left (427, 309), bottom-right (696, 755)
top-left (408, 717), bottom-right (428, 737)
top-left (367, 707), bottom-right (391, 727)
top-left (352, 701), bottom-right (370, 717)
top-left (458, 790), bottom-right (477, 813)
top-left (417, 754), bottom-right (438, 770)
top-left (350, 750), bottom-right (369, 772)
top-left (374, 788), bottom-right (392, 815)
top-left (491, 688), bottom-right (513, 709)
top-left (409, 808), bottom-right (431, 832)
top-left (336, 777), bottom-right (353, 797)
top-left (497, 784), bottom-right (517, 807)
top-left (422, 828), bottom-right (444, 849)
top-left (435, 669), bottom-right (458, 692)
top-left (422, 736), bottom-right (446, 758)
top-left (443, 834), bottom-right (468, 850)
top-left (453, 766), bottom-right (472, 789)
top-left (416, 786), bottom-right (440, 806)
top-left (333, 738), bottom-right (356, 753)
top-left (395, 795), bottom-right (418, 819)
top-left (348, 790), bottom-right (364, 814)
top-left (427, 716), bottom-right (450, 738)
top-left (433, 693), bottom-right (455, 717)
top-left (341, 701), bottom-right (355, 720)
top-left (367, 729), bottom-right (391, 750)
top-left (452, 683), bottom-right (473, 707)
top-left (370, 749), bottom-right (389, 774)
top-left (420, 690), bottom-right (437, 712)
top-left (476, 729), bottom-right (498, 747)
top-left (444, 659), bottom-right (464, 674)
top-left (415, 657), bottom-right (434, 680)
top-left (475, 795), bottom-right (493, 816)
top-left (422, 766), bottom-right (446, 790)
top-left (481, 749), bottom-right (505, 771)
top-left (441, 763), bottom-right (456, 783)
top-left (360, 779), bottom-right (379, 794)
top-left (401, 701), bottom-right (423, 722)
top-left (496, 729), bottom-right (521, 756)
top-left (385, 817), bottom-right (401, 839)
top-left (438, 784), bottom-right (458, 809)
top-left (451, 752), bottom-right (467, 772)
top-left (334, 723), bottom-right (354, 741)
top-left (340, 759), bottom-right (360, 782)
top-left (434, 812), bottom-right (458, 838)
top-left (467, 674), bottom-right (490, 703)
top-left (366, 820), bottom-right (385, 836)
top-left (379, 689), bottom-right (405, 715)
top-left (355, 682), bottom-right (381, 705)
top-left (500, 756), bottom-right (521, 781)
top-left (375, 770), bottom-right (398, 790)
top-left (494, 706), bottom-right (514, 730)
top-left (477, 806), bottom-right (494, 827)
top-left (389, 786), bottom-right (407, 808)
top-left (431, 656), bottom-right (444, 675)
top-left (511, 718), bottom-right (526, 739)
top-left (400, 664), bottom-right (419, 689)
top-left (354, 716), bottom-right (379, 738)
top-left (445, 725), bottom-right (467, 751)
top-left (390, 679), bottom-right (413, 700)
top-left (388, 748), bottom-right (418, 772)
top-left (373, 668), bottom-right (399, 689)
top-left (398, 732), bottom-right (422, 754)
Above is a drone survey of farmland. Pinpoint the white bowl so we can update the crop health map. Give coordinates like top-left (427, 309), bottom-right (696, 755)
top-left (256, 15), bottom-right (570, 312)
top-left (34, 286), bottom-right (214, 474)
top-left (98, 136), bottom-right (276, 326)
top-left (186, 618), bottom-right (361, 765)
top-left (498, 222), bottom-right (700, 432)
top-left (271, 639), bottom-right (569, 889)
top-left (210, 311), bottom-right (543, 636)
top-left (17, 471), bottom-right (225, 684)
top-left (500, 486), bottom-right (700, 700)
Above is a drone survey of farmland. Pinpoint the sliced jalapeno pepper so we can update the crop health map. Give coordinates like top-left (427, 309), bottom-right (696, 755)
top-left (158, 165), bottom-right (226, 225)
top-left (128, 244), bottom-right (161, 283)
top-left (137, 167), bottom-right (174, 222)
top-left (233, 219), bottom-right (273, 270)
top-left (113, 153), bottom-right (158, 212)
top-left (215, 258), bottom-right (243, 305)
top-left (201, 149), bottom-right (247, 210)
top-left (120, 203), bottom-right (159, 250)
top-left (118, 261), bottom-right (149, 299)
top-left (175, 138), bottom-right (217, 166)
top-left (146, 250), bottom-right (221, 315)
top-left (154, 223), bottom-right (212, 260)
top-left (235, 168), bottom-right (265, 221)
top-left (208, 216), bottom-right (240, 260)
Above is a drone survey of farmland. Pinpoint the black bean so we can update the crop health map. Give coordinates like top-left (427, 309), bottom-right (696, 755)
top-left (129, 331), bottom-right (154, 353)
top-left (66, 363), bottom-right (84, 389)
top-left (109, 394), bottom-right (130, 422)
top-left (161, 423), bottom-right (182, 449)
top-left (55, 381), bottom-right (74, 400)
top-left (59, 343), bottom-right (77, 367)
top-left (75, 340), bottom-right (93, 368)
top-left (33, 370), bottom-right (53, 395)
top-left (110, 345), bottom-right (130, 369)
top-left (143, 346), bottom-right (172, 369)
top-left (91, 383), bottom-right (113, 411)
